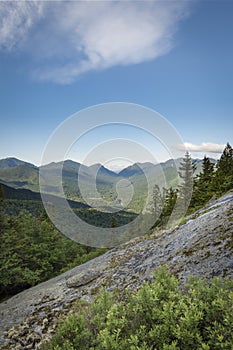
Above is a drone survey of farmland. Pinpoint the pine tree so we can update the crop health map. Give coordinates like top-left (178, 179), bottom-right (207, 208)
top-left (160, 187), bottom-right (178, 226)
top-left (212, 143), bottom-right (233, 194)
top-left (151, 184), bottom-right (163, 220)
top-left (178, 152), bottom-right (195, 211)
top-left (200, 156), bottom-right (215, 182)
top-left (190, 156), bottom-right (215, 209)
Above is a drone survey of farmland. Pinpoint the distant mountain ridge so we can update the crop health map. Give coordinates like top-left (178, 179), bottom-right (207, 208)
top-left (0, 156), bottom-right (217, 174)
top-left (0, 157), bottom-right (217, 213)
top-left (0, 157), bottom-right (35, 170)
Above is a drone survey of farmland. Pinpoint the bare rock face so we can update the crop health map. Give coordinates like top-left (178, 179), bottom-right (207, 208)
top-left (66, 269), bottom-right (103, 288)
top-left (0, 192), bottom-right (233, 349)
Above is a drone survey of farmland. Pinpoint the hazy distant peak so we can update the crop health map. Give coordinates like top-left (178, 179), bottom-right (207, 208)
top-left (88, 163), bottom-right (119, 177)
top-left (0, 157), bottom-right (36, 170)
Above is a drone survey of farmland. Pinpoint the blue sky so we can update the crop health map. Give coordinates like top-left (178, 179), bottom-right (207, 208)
top-left (0, 0), bottom-right (233, 169)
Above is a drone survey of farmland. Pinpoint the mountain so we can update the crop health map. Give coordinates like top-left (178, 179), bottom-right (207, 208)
top-left (0, 164), bottom-right (39, 192)
top-left (38, 159), bottom-right (182, 211)
top-left (119, 163), bottom-right (145, 177)
top-left (60, 159), bottom-right (82, 171)
top-left (0, 157), bottom-right (218, 213)
top-left (0, 157), bottom-right (35, 170)
top-left (118, 160), bottom-right (182, 203)
top-left (40, 160), bottom-right (82, 176)
top-left (0, 191), bottom-right (232, 348)
top-left (119, 160), bottom-right (182, 178)
top-left (39, 161), bottom-right (119, 202)
top-left (0, 160), bottom-right (117, 196)
top-left (87, 163), bottom-right (118, 177)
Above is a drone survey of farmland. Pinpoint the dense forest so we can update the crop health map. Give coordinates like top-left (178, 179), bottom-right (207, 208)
top-left (0, 207), bottom-right (107, 300)
top-left (0, 143), bottom-right (232, 302)
top-left (0, 197), bottom-right (137, 300)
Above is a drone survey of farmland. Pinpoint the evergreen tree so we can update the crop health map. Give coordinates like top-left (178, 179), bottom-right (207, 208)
top-left (200, 155), bottom-right (215, 182)
top-left (107, 216), bottom-right (118, 247)
top-left (160, 187), bottom-right (178, 226)
top-left (0, 210), bottom-right (105, 300)
top-left (178, 152), bottom-right (196, 211)
top-left (151, 184), bottom-right (163, 221)
top-left (190, 156), bottom-right (215, 209)
top-left (212, 143), bottom-right (233, 194)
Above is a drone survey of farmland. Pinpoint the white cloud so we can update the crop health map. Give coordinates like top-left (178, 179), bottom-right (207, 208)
top-left (177, 142), bottom-right (225, 153)
top-left (0, 1), bottom-right (44, 51)
top-left (0, 1), bottom-right (192, 84)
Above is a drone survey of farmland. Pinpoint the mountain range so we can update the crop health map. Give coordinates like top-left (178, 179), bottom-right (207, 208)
top-left (0, 157), bottom-right (216, 212)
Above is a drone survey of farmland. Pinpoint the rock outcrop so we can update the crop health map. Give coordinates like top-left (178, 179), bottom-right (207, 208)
top-left (0, 192), bottom-right (233, 349)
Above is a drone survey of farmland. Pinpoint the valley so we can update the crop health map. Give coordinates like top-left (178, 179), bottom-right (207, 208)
top-left (0, 148), bottom-right (232, 349)
top-left (0, 156), bottom-right (207, 214)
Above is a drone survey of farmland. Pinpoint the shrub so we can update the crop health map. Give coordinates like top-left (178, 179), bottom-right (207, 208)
top-left (45, 266), bottom-right (233, 350)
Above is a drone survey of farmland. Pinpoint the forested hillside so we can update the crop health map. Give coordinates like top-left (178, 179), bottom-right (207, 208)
top-left (0, 157), bottom-right (208, 213)
top-left (0, 143), bottom-right (232, 303)
top-left (0, 207), bottom-right (107, 301)
top-left (0, 191), bottom-right (135, 301)
top-left (1, 189), bottom-right (232, 349)
top-left (151, 143), bottom-right (233, 228)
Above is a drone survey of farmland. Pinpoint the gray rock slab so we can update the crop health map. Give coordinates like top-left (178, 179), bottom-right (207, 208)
top-left (0, 192), bottom-right (232, 349)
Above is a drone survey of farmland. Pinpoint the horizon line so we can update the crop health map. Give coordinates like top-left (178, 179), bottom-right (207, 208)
top-left (0, 155), bottom-right (220, 173)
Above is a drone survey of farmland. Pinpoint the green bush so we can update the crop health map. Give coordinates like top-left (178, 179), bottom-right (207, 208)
top-left (45, 266), bottom-right (233, 350)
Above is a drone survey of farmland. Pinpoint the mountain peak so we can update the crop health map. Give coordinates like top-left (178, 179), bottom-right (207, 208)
top-left (0, 157), bottom-right (36, 170)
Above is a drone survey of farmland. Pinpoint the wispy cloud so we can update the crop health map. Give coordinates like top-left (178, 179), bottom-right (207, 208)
top-left (0, 1), bottom-right (44, 51)
top-left (177, 142), bottom-right (225, 153)
top-left (0, 1), bottom-right (192, 84)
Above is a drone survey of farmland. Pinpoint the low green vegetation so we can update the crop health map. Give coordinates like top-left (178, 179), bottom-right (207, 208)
top-left (44, 267), bottom-right (233, 350)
